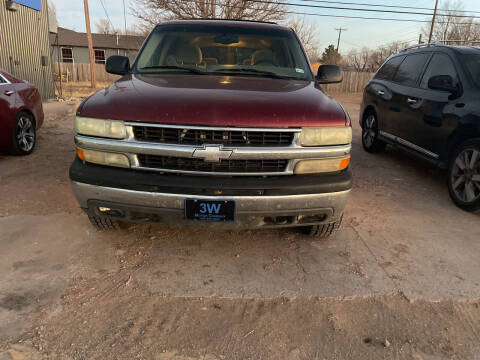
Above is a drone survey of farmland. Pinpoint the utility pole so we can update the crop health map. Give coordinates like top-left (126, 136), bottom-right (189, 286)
top-left (123, 0), bottom-right (127, 35)
top-left (428, 0), bottom-right (439, 43)
top-left (335, 27), bottom-right (347, 52)
top-left (83, 0), bottom-right (96, 89)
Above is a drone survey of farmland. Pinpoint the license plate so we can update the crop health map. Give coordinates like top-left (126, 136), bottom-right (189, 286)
top-left (185, 199), bottom-right (235, 222)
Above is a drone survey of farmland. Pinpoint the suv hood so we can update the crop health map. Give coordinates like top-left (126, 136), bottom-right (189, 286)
top-left (79, 74), bottom-right (348, 127)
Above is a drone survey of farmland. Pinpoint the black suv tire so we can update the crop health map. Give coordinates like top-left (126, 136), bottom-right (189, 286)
top-left (362, 111), bottom-right (386, 153)
top-left (88, 215), bottom-right (121, 231)
top-left (447, 139), bottom-right (480, 213)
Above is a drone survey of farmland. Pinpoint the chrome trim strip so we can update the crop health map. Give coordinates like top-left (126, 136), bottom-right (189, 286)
top-left (75, 135), bottom-right (351, 160)
top-left (125, 122), bottom-right (302, 133)
top-left (71, 181), bottom-right (351, 216)
top-left (0, 74), bottom-right (11, 85)
top-left (379, 131), bottom-right (439, 159)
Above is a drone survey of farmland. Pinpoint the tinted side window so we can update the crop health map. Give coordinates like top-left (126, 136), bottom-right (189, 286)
top-left (375, 55), bottom-right (405, 80)
top-left (460, 54), bottom-right (480, 88)
top-left (393, 53), bottom-right (430, 86)
top-left (420, 53), bottom-right (458, 89)
top-left (0, 76), bottom-right (5, 84)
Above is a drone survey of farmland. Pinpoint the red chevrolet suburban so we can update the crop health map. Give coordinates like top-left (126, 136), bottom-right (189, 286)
top-left (69, 19), bottom-right (352, 238)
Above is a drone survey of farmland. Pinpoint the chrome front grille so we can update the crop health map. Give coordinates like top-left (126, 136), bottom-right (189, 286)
top-left (132, 125), bottom-right (295, 146)
top-left (75, 123), bottom-right (351, 176)
top-left (138, 155), bottom-right (288, 173)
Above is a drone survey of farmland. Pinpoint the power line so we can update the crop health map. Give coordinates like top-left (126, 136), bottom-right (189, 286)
top-left (292, 0), bottom-right (480, 15)
top-left (288, 0), bottom-right (480, 19)
top-left (209, 0), bottom-right (480, 20)
top-left (98, 0), bottom-right (115, 31)
top-left (176, 0), bottom-right (480, 25)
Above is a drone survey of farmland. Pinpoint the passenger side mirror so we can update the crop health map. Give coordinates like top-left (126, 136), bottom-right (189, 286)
top-left (428, 75), bottom-right (456, 93)
top-left (316, 65), bottom-right (343, 84)
top-left (106, 56), bottom-right (130, 75)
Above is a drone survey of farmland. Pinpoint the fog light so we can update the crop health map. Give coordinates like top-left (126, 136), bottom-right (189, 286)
top-left (294, 156), bottom-right (350, 174)
top-left (77, 148), bottom-right (130, 168)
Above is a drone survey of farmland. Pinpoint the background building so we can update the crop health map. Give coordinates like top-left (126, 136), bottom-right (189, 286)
top-left (50, 27), bottom-right (145, 66)
top-left (0, 0), bottom-right (54, 99)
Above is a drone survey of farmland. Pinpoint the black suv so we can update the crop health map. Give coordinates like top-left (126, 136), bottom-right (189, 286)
top-left (360, 44), bottom-right (480, 212)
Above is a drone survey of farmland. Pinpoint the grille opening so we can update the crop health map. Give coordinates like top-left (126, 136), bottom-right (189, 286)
top-left (264, 216), bottom-right (295, 225)
top-left (298, 214), bottom-right (328, 224)
top-left (138, 154), bottom-right (288, 173)
top-left (133, 126), bottom-right (295, 146)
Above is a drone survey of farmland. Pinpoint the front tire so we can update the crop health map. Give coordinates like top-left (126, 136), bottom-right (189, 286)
top-left (362, 111), bottom-right (386, 153)
top-left (447, 139), bottom-right (480, 213)
top-left (303, 215), bottom-right (343, 239)
top-left (88, 215), bottom-right (121, 231)
top-left (11, 112), bottom-right (36, 155)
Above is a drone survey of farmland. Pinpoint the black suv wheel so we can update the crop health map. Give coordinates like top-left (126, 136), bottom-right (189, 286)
top-left (447, 139), bottom-right (480, 212)
top-left (362, 111), bottom-right (386, 153)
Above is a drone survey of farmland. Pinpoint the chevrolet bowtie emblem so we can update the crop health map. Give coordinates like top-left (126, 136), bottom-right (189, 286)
top-left (192, 145), bottom-right (233, 162)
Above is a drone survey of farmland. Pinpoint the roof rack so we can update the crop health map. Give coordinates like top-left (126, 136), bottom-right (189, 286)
top-left (437, 39), bottom-right (480, 45)
top-left (400, 42), bottom-right (445, 52)
top-left (401, 40), bottom-right (480, 52)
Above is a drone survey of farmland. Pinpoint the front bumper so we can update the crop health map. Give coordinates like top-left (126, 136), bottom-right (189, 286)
top-left (70, 158), bottom-right (351, 229)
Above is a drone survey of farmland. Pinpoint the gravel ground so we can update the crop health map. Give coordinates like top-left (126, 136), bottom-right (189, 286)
top-left (0, 93), bottom-right (479, 359)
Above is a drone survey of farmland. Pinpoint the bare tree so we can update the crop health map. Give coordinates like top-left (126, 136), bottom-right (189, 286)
top-left (344, 40), bottom-right (410, 72)
top-left (347, 48), bottom-right (370, 72)
top-left (286, 16), bottom-right (320, 62)
top-left (95, 18), bottom-right (147, 36)
top-left (422, 1), bottom-right (480, 44)
top-left (96, 18), bottom-right (114, 34)
top-left (131, 0), bottom-right (286, 33)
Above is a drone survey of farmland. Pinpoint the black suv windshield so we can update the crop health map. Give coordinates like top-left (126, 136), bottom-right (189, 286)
top-left (460, 54), bottom-right (480, 88)
top-left (134, 24), bottom-right (312, 81)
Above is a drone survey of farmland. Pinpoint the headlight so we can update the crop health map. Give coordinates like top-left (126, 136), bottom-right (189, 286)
top-left (76, 148), bottom-right (130, 168)
top-left (75, 117), bottom-right (126, 139)
top-left (299, 126), bottom-right (352, 146)
top-left (294, 156), bottom-right (350, 174)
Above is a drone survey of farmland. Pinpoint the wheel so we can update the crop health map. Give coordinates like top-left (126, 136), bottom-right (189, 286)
top-left (302, 215), bottom-right (343, 239)
top-left (447, 139), bottom-right (480, 212)
top-left (362, 111), bottom-right (386, 153)
top-left (11, 112), bottom-right (36, 155)
top-left (88, 215), bottom-right (121, 231)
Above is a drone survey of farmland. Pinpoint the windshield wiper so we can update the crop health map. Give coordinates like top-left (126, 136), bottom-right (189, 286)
top-left (214, 68), bottom-right (296, 79)
top-left (139, 65), bottom-right (207, 74)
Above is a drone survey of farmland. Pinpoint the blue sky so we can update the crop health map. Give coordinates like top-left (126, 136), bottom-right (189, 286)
top-left (49, 0), bottom-right (480, 54)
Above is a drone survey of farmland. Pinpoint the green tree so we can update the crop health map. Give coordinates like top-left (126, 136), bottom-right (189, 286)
top-left (320, 45), bottom-right (342, 65)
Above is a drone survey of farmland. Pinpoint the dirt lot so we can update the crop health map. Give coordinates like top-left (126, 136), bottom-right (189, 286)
top-left (1, 93), bottom-right (479, 359)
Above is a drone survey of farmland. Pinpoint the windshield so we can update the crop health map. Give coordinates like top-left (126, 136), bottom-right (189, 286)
top-left (134, 24), bottom-right (312, 81)
top-left (460, 54), bottom-right (480, 88)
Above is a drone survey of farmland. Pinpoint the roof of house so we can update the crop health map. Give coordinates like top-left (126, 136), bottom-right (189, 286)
top-left (49, 27), bottom-right (145, 50)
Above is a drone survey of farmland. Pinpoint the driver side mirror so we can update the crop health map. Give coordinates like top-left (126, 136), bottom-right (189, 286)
top-left (316, 65), bottom-right (343, 84)
top-left (106, 56), bottom-right (130, 75)
top-left (428, 75), bottom-right (457, 93)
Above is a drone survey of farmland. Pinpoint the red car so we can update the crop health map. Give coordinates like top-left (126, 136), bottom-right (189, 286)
top-left (70, 20), bottom-right (352, 238)
top-left (0, 69), bottom-right (44, 154)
